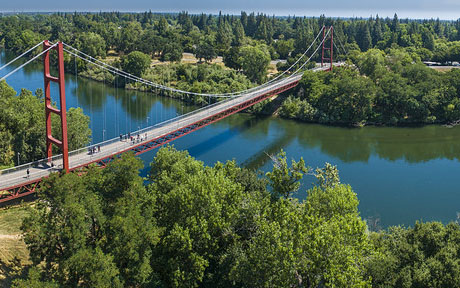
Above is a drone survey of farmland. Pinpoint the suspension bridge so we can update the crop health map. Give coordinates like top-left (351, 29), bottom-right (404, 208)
top-left (0, 26), bottom-right (342, 204)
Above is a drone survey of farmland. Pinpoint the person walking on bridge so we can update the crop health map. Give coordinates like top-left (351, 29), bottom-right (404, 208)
top-left (27, 168), bottom-right (30, 178)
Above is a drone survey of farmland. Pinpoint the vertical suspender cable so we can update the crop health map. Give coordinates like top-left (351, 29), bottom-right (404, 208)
top-left (75, 55), bottom-right (78, 107)
top-left (136, 86), bottom-right (139, 131)
top-left (125, 76), bottom-right (128, 135)
top-left (115, 75), bottom-right (119, 136)
top-left (103, 72), bottom-right (106, 141)
top-left (161, 68), bottom-right (164, 122)
top-left (90, 79), bottom-right (93, 145)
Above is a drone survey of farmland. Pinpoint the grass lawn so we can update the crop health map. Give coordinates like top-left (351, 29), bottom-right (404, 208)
top-left (0, 204), bottom-right (31, 286)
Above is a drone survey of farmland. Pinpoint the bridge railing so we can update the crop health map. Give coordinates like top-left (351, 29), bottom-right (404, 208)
top-left (0, 154), bottom-right (64, 176)
top-left (0, 74), bottom-right (302, 190)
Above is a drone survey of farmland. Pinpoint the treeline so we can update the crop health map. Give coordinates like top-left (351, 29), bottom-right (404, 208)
top-left (279, 48), bottom-right (460, 125)
top-left (7, 147), bottom-right (460, 287)
top-left (2, 11), bottom-right (460, 70)
top-left (0, 81), bottom-right (91, 168)
top-left (2, 12), bottom-right (460, 126)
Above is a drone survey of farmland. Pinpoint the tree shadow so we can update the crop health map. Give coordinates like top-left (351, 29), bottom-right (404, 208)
top-left (0, 257), bottom-right (30, 287)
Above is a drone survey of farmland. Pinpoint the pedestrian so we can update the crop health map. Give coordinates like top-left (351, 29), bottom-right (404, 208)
top-left (128, 132), bottom-right (131, 139)
top-left (120, 134), bottom-right (123, 141)
top-left (98, 145), bottom-right (100, 152)
top-left (27, 168), bottom-right (30, 178)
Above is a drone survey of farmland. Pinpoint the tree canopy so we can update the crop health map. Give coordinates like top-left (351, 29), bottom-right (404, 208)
top-left (120, 51), bottom-right (151, 77)
top-left (14, 146), bottom-right (378, 287)
top-left (0, 81), bottom-right (91, 168)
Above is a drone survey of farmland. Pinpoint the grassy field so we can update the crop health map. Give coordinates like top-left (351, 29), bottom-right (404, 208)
top-left (104, 51), bottom-right (280, 74)
top-left (0, 205), bottom-right (31, 287)
top-left (430, 66), bottom-right (460, 72)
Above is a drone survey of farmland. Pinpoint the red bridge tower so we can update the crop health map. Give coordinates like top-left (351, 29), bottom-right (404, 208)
top-left (43, 41), bottom-right (69, 172)
top-left (321, 26), bottom-right (334, 71)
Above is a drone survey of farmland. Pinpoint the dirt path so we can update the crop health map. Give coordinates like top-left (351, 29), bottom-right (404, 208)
top-left (0, 234), bottom-right (20, 240)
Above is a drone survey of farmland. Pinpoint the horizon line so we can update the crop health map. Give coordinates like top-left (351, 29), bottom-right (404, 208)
top-left (0, 10), bottom-right (459, 21)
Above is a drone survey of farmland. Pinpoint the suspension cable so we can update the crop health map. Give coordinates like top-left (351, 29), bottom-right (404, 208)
top-left (334, 33), bottom-right (348, 56)
top-left (59, 26), bottom-right (325, 98)
top-left (0, 42), bottom-right (43, 72)
top-left (0, 43), bottom-right (57, 81)
top-left (62, 42), bottom-right (314, 99)
top-left (291, 27), bottom-right (333, 74)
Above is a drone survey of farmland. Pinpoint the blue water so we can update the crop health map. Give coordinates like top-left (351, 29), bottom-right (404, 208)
top-left (2, 49), bottom-right (460, 229)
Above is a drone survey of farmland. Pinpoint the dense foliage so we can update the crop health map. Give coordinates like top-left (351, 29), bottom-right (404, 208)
top-left (366, 222), bottom-right (460, 287)
top-left (140, 63), bottom-right (253, 104)
top-left (14, 146), bottom-right (373, 287)
top-left (0, 81), bottom-right (91, 168)
top-left (279, 48), bottom-right (460, 125)
top-left (3, 12), bottom-right (460, 64)
top-left (2, 12), bottom-right (460, 125)
top-left (10, 147), bottom-right (460, 287)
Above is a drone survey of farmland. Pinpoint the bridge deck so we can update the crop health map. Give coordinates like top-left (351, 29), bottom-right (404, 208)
top-left (1, 72), bottom-right (317, 193)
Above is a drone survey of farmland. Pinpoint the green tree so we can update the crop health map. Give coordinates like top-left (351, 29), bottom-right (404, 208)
top-left (266, 149), bottom-right (310, 198)
top-left (356, 48), bottom-right (386, 80)
top-left (275, 39), bottom-right (294, 59)
top-left (148, 146), bottom-right (253, 287)
top-left (12, 268), bottom-right (58, 288)
top-left (448, 41), bottom-right (460, 62)
top-left (137, 29), bottom-right (163, 56)
top-left (119, 22), bottom-right (142, 53)
top-left (299, 70), bottom-right (327, 104)
top-left (161, 41), bottom-right (183, 62)
top-left (216, 20), bottom-right (233, 51)
top-left (422, 27), bottom-right (435, 50)
top-left (366, 222), bottom-right (460, 288)
top-left (223, 46), bottom-right (241, 70)
top-left (4, 29), bottom-right (43, 55)
top-left (0, 81), bottom-right (91, 166)
top-left (331, 72), bottom-right (376, 124)
top-left (75, 32), bottom-right (107, 58)
top-left (233, 19), bottom-right (245, 46)
top-left (195, 39), bottom-right (217, 63)
top-left (120, 51), bottom-right (151, 77)
top-left (358, 23), bottom-right (372, 51)
top-left (20, 153), bottom-right (160, 287)
top-left (231, 163), bottom-right (371, 288)
top-left (156, 17), bottom-right (169, 36)
top-left (238, 45), bottom-right (271, 83)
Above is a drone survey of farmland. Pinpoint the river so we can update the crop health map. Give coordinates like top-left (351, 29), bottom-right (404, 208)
top-left (1, 49), bottom-right (460, 229)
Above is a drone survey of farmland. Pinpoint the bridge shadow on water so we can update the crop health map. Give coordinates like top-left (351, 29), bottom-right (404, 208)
top-left (185, 115), bottom-right (263, 158)
top-left (242, 130), bottom-right (295, 170)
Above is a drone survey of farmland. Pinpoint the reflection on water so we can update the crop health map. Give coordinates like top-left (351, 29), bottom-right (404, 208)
top-left (191, 115), bottom-right (460, 228)
top-left (2, 48), bottom-right (460, 228)
top-left (291, 122), bottom-right (460, 164)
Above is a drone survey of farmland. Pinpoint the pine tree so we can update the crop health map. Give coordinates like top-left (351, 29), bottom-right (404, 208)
top-left (422, 27), bottom-right (435, 50)
top-left (216, 20), bottom-right (233, 51)
top-left (372, 15), bottom-right (383, 46)
top-left (392, 13), bottom-right (400, 32)
top-left (233, 19), bottom-right (245, 46)
top-left (357, 23), bottom-right (372, 51)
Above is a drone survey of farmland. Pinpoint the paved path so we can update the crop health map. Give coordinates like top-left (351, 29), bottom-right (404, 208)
top-left (0, 67), bottom-right (331, 191)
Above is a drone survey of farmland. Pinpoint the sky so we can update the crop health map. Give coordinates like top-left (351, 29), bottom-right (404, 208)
top-left (1, 0), bottom-right (460, 20)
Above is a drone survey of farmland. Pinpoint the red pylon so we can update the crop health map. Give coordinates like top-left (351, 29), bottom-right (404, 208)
top-left (43, 41), bottom-right (69, 172)
top-left (321, 26), bottom-right (334, 71)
